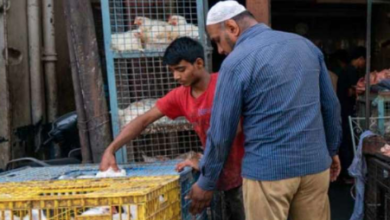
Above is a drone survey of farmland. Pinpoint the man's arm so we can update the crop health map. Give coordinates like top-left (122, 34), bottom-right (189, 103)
top-left (318, 54), bottom-right (342, 181)
top-left (197, 66), bottom-right (244, 190)
top-left (188, 63), bottom-right (246, 215)
top-left (319, 55), bottom-right (342, 157)
top-left (99, 107), bottom-right (164, 171)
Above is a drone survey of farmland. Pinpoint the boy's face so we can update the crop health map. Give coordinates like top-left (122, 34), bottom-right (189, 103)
top-left (168, 59), bottom-right (203, 87)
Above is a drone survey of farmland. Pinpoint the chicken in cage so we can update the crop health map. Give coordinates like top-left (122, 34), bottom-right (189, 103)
top-left (168, 15), bottom-right (199, 40)
top-left (111, 15), bottom-right (200, 52)
top-left (117, 98), bottom-right (187, 128)
top-left (111, 29), bottom-right (143, 52)
top-left (108, 0), bottom-right (202, 52)
top-left (128, 130), bottom-right (203, 163)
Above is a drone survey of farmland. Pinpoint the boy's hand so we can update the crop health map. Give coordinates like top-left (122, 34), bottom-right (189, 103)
top-left (175, 158), bottom-right (200, 172)
top-left (99, 149), bottom-right (119, 171)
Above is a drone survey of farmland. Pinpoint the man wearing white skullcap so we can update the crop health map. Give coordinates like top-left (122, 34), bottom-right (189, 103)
top-left (187, 1), bottom-right (342, 220)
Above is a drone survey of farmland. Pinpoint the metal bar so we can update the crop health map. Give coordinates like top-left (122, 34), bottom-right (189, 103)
top-left (197, 0), bottom-right (205, 46)
top-left (5, 157), bottom-right (51, 170)
top-left (101, 0), bottom-right (127, 164)
top-left (348, 116), bottom-right (358, 155)
top-left (28, 0), bottom-right (44, 126)
top-left (113, 51), bottom-right (166, 59)
top-left (42, 0), bottom-right (58, 123)
top-left (28, 0), bottom-right (45, 151)
top-left (365, 0), bottom-right (372, 129)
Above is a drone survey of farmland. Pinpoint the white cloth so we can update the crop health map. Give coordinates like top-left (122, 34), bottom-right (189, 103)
top-left (96, 167), bottom-right (126, 178)
top-left (206, 0), bottom-right (246, 25)
top-left (348, 130), bottom-right (376, 220)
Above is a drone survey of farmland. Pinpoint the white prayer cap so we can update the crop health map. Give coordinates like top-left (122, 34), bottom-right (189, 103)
top-left (206, 1), bottom-right (246, 25)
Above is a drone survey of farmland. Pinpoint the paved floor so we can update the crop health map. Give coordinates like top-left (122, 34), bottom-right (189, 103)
top-left (329, 181), bottom-right (355, 220)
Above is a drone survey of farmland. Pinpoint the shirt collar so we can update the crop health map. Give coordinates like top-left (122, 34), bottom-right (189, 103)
top-left (235, 23), bottom-right (271, 47)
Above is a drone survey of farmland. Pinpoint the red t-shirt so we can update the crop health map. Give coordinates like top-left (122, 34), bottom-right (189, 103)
top-left (156, 73), bottom-right (244, 191)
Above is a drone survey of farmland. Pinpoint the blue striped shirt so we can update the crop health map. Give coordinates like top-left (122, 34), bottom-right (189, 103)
top-left (197, 24), bottom-right (342, 190)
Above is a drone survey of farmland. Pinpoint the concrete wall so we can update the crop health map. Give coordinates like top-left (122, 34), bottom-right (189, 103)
top-left (2, 0), bottom-right (75, 166)
top-left (7, 0), bottom-right (31, 159)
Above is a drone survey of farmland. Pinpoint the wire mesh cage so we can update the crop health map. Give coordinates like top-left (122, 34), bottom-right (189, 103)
top-left (364, 157), bottom-right (390, 220)
top-left (125, 130), bottom-right (202, 163)
top-left (356, 93), bottom-right (390, 119)
top-left (349, 116), bottom-right (390, 154)
top-left (101, 0), bottom-right (210, 163)
top-left (114, 57), bottom-right (190, 130)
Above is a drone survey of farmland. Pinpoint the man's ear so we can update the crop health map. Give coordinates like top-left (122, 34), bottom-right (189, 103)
top-left (225, 19), bottom-right (240, 37)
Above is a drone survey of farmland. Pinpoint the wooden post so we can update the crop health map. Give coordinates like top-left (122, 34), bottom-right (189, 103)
top-left (64, 0), bottom-right (112, 163)
top-left (246, 0), bottom-right (271, 26)
top-left (65, 13), bottom-right (92, 164)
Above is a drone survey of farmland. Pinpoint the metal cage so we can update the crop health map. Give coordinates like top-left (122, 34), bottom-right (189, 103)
top-left (100, 0), bottom-right (210, 163)
top-left (349, 116), bottom-right (390, 155)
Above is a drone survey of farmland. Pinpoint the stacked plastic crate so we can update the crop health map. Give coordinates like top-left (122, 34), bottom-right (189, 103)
top-left (0, 176), bottom-right (181, 220)
top-left (0, 162), bottom-right (207, 220)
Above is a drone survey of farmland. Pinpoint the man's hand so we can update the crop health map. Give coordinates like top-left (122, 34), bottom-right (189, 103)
top-left (99, 149), bottom-right (119, 171)
top-left (175, 158), bottom-right (200, 172)
top-left (187, 183), bottom-right (213, 215)
top-left (330, 155), bottom-right (341, 182)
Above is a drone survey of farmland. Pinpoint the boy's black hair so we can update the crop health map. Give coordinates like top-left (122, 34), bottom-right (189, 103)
top-left (163, 37), bottom-right (205, 66)
top-left (349, 46), bottom-right (366, 61)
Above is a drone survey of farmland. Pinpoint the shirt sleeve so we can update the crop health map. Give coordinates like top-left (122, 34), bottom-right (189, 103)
top-left (318, 53), bottom-right (342, 157)
top-left (197, 64), bottom-right (245, 191)
top-left (156, 88), bottom-right (184, 119)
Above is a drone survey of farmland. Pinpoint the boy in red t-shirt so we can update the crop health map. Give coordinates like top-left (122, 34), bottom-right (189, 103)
top-left (100, 37), bottom-right (245, 220)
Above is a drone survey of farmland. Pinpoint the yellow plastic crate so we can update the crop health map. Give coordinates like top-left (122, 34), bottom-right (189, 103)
top-left (0, 176), bottom-right (181, 220)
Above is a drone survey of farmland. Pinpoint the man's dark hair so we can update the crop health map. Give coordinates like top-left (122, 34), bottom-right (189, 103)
top-left (163, 37), bottom-right (204, 66)
top-left (349, 46), bottom-right (366, 61)
top-left (231, 10), bottom-right (256, 23)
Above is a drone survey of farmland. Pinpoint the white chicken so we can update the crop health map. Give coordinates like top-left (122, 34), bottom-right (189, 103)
top-left (111, 30), bottom-right (143, 52)
top-left (141, 25), bottom-right (173, 50)
top-left (0, 211), bottom-right (20, 220)
top-left (81, 207), bottom-right (110, 216)
top-left (141, 152), bottom-right (169, 163)
top-left (122, 205), bottom-right (137, 220)
top-left (118, 99), bottom-right (157, 126)
top-left (133, 16), bottom-right (173, 49)
top-left (134, 16), bottom-right (169, 32)
top-left (112, 213), bottom-right (129, 220)
top-left (22, 210), bottom-right (46, 220)
top-left (175, 151), bottom-right (203, 160)
top-left (168, 15), bottom-right (199, 39)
